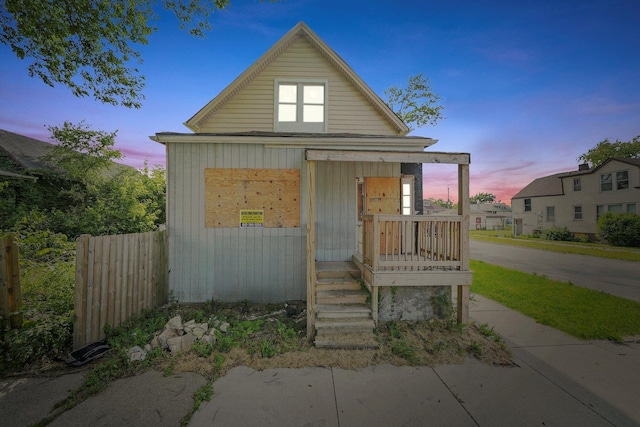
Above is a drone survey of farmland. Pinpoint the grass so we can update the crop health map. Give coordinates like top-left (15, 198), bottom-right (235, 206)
top-left (471, 259), bottom-right (640, 341)
top-left (470, 230), bottom-right (640, 262)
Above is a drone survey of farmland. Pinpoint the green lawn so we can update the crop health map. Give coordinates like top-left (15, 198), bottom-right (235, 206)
top-left (470, 259), bottom-right (640, 341)
top-left (470, 231), bottom-right (640, 262)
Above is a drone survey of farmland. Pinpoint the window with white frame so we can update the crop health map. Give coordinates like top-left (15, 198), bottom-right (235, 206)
top-left (573, 205), bottom-right (583, 220)
top-left (573, 177), bottom-right (581, 191)
top-left (401, 176), bottom-right (414, 215)
top-left (617, 170), bottom-right (629, 189)
top-left (600, 173), bottom-right (613, 191)
top-left (546, 206), bottom-right (555, 222)
top-left (275, 80), bottom-right (327, 132)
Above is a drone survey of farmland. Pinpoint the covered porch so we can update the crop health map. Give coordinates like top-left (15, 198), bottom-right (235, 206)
top-left (305, 149), bottom-right (471, 341)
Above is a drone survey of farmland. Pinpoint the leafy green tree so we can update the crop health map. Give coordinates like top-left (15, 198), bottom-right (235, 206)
top-left (2, 122), bottom-right (166, 237)
top-left (384, 73), bottom-right (444, 130)
top-left (578, 136), bottom-right (640, 168)
top-left (46, 121), bottom-right (123, 181)
top-left (470, 192), bottom-right (496, 204)
top-left (0, 0), bottom-right (274, 108)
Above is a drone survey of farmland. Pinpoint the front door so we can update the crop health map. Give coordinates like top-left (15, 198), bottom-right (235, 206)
top-left (365, 177), bottom-right (401, 255)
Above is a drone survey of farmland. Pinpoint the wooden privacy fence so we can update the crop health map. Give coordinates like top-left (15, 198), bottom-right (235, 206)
top-left (74, 229), bottom-right (168, 349)
top-left (0, 235), bottom-right (22, 330)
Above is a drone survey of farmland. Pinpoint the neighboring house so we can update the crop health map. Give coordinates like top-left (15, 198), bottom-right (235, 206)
top-left (151, 22), bottom-right (472, 343)
top-left (469, 202), bottom-right (512, 230)
top-left (423, 198), bottom-right (449, 215)
top-left (512, 159), bottom-right (640, 238)
top-left (437, 202), bottom-right (512, 230)
top-left (0, 129), bottom-right (58, 179)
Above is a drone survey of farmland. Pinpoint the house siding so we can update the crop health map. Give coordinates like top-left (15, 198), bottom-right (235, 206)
top-left (167, 142), bottom-right (307, 303)
top-left (512, 160), bottom-right (640, 236)
top-left (167, 141), bottom-right (403, 303)
top-left (196, 35), bottom-right (397, 135)
top-left (316, 161), bottom-right (400, 261)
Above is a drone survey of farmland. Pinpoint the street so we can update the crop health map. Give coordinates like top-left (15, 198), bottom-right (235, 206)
top-left (470, 240), bottom-right (640, 302)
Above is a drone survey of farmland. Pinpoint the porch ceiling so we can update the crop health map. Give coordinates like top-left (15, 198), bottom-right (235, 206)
top-left (305, 149), bottom-right (470, 164)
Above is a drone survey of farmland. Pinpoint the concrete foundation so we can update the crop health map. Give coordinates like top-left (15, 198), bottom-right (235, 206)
top-left (378, 286), bottom-right (451, 321)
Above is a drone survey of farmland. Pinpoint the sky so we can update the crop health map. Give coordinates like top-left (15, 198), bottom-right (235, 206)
top-left (1, 0), bottom-right (639, 205)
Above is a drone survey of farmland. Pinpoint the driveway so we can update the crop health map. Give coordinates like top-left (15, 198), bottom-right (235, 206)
top-left (470, 240), bottom-right (640, 302)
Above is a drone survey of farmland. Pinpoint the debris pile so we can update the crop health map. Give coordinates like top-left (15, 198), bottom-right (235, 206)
top-left (128, 315), bottom-right (229, 362)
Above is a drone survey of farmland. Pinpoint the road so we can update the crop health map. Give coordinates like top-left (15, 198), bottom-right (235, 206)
top-left (470, 240), bottom-right (640, 302)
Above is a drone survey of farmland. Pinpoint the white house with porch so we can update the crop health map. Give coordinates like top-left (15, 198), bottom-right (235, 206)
top-left (151, 22), bottom-right (471, 346)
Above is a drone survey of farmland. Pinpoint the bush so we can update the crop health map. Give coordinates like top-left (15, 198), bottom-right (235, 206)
top-left (541, 226), bottom-right (574, 241)
top-left (1, 260), bottom-right (75, 372)
top-left (598, 212), bottom-right (640, 247)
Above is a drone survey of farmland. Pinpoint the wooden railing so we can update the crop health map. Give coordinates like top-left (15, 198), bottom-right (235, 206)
top-left (362, 215), bottom-right (464, 271)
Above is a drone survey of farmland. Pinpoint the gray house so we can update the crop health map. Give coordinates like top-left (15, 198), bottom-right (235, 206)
top-left (512, 159), bottom-right (640, 238)
top-left (151, 22), bottom-right (471, 343)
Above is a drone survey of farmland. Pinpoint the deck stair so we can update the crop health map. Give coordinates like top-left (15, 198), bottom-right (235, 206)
top-left (313, 262), bottom-right (378, 349)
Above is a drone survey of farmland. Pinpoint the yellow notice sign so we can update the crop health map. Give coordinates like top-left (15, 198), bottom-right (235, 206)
top-left (240, 210), bottom-right (264, 227)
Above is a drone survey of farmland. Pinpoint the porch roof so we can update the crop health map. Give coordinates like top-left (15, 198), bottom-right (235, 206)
top-left (306, 149), bottom-right (470, 164)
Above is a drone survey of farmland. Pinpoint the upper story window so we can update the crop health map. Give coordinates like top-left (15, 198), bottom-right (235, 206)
top-left (600, 173), bottom-right (613, 191)
top-left (275, 80), bottom-right (327, 133)
top-left (617, 171), bottom-right (629, 189)
top-left (601, 170), bottom-right (629, 192)
top-left (524, 198), bottom-right (531, 212)
top-left (573, 177), bottom-right (581, 191)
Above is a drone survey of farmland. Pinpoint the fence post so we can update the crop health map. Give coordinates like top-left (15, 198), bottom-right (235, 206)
top-left (0, 236), bottom-right (23, 330)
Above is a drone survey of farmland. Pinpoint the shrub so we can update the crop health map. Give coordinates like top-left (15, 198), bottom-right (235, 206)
top-left (541, 226), bottom-right (574, 241)
top-left (598, 212), bottom-right (640, 247)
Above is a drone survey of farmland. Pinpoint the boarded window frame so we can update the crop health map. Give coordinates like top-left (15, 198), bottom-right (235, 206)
top-left (204, 168), bottom-right (300, 228)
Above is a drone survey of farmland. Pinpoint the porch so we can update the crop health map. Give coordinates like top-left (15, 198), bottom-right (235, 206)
top-left (306, 149), bottom-right (471, 343)
top-left (354, 214), bottom-right (472, 325)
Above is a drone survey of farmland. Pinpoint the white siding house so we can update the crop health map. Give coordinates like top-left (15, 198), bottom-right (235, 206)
top-left (152, 22), bottom-right (472, 342)
top-left (512, 159), bottom-right (640, 238)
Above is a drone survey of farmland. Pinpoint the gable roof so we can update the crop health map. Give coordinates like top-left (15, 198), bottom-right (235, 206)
top-left (512, 172), bottom-right (565, 199)
top-left (512, 157), bottom-right (640, 200)
top-left (185, 22), bottom-right (409, 135)
top-left (0, 129), bottom-right (57, 173)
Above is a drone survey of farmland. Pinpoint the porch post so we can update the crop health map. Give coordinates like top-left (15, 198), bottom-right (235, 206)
top-left (457, 163), bottom-right (470, 323)
top-left (306, 160), bottom-right (317, 341)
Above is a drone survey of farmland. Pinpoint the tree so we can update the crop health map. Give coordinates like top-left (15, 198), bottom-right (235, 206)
top-left (384, 73), bottom-right (444, 131)
top-left (2, 122), bottom-right (166, 237)
top-left (470, 192), bottom-right (496, 204)
top-left (46, 121), bottom-right (123, 182)
top-left (578, 136), bottom-right (640, 168)
top-left (0, 0), bottom-right (243, 108)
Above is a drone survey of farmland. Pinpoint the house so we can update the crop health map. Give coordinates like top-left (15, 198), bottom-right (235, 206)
top-left (0, 129), bottom-right (58, 179)
top-left (151, 22), bottom-right (471, 344)
top-left (511, 159), bottom-right (640, 238)
top-left (471, 202), bottom-right (512, 230)
top-left (423, 198), bottom-right (449, 215)
top-left (436, 202), bottom-right (512, 230)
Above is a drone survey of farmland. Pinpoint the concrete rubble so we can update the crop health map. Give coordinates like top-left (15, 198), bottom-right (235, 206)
top-left (128, 314), bottom-right (220, 362)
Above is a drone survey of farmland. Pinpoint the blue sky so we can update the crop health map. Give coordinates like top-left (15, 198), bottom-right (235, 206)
top-left (1, 0), bottom-right (639, 204)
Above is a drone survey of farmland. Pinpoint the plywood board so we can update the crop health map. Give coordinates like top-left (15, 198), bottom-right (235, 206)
top-left (365, 177), bottom-right (400, 254)
top-left (205, 168), bottom-right (300, 228)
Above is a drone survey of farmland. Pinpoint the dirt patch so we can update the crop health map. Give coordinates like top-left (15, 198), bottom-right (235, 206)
top-left (157, 302), bottom-right (514, 379)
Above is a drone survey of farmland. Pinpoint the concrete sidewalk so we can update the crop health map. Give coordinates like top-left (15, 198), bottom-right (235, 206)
top-left (2, 295), bottom-right (639, 426)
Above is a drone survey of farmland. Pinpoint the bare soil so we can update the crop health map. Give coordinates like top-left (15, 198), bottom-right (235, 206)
top-left (159, 302), bottom-right (515, 379)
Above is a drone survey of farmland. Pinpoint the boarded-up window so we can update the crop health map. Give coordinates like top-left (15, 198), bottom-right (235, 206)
top-left (205, 168), bottom-right (300, 228)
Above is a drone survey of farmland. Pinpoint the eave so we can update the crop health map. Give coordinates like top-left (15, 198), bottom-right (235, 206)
top-left (150, 132), bottom-right (437, 152)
